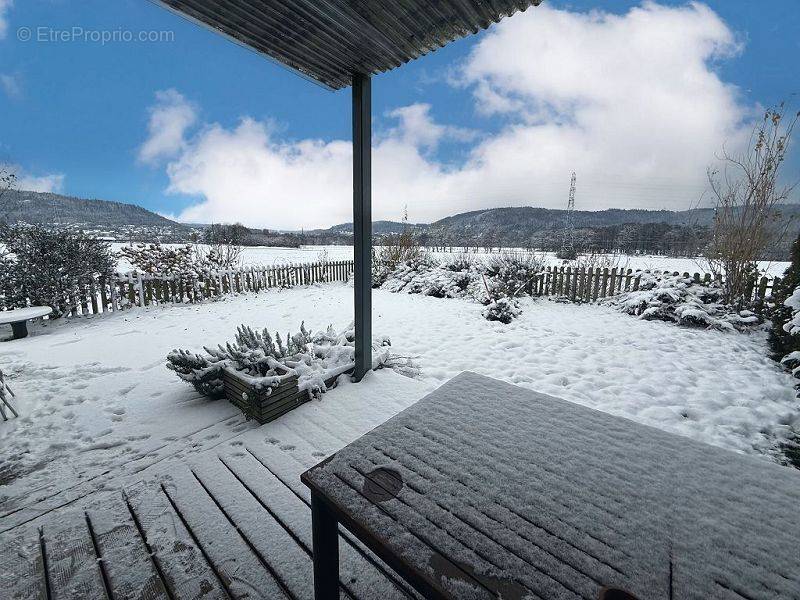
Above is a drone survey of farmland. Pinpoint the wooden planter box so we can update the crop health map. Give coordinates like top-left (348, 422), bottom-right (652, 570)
top-left (222, 367), bottom-right (352, 424)
top-left (223, 368), bottom-right (306, 424)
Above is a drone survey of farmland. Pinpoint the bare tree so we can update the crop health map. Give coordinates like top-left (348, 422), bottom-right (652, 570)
top-left (0, 167), bottom-right (15, 200)
top-left (705, 103), bottom-right (799, 306)
top-left (0, 167), bottom-right (17, 223)
top-left (202, 222), bottom-right (246, 267)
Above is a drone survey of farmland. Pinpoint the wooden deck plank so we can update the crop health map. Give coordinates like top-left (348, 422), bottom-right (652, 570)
top-left (191, 458), bottom-right (315, 599)
top-left (243, 441), bottom-right (421, 600)
top-left (0, 527), bottom-right (48, 600)
top-left (87, 495), bottom-right (170, 600)
top-left (225, 448), bottom-right (416, 600)
top-left (124, 481), bottom-right (228, 600)
top-left (162, 470), bottom-right (290, 600)
top-left (41, 509), bottom-right (108, 600)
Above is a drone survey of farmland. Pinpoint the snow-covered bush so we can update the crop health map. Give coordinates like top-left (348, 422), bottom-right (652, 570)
top-left (603, 273), bottom-right (762, 332)
top-left (381, 257), bottom-right (484, 300)
top-left (444, 253), bottom-right (476, 272)
top-left (482, 297), bottom-right (521, 324)
top-left (768, 235), bottom-right (800, 362)
top-left (779, 289), bottom-right (800, 378)
top-left (379, 253), bottom-right (545, 324)
top-left (484, 252), bottom-right (546, 298)
top-left (372, 221), bottom-right (426, 288)
top-left (0, 224), bottom-right (114, 316)
top-left (117, 242), bottom-right (231, 275)
top-left (167, 322), bottom-right (393, 400)
top-left (772, 243), bottom-right (800, 387)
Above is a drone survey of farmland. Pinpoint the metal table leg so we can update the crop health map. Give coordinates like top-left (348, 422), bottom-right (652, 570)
top-left (311, 490), bottom-right (340, 600)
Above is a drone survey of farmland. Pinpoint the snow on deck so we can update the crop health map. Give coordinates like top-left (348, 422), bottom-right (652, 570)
top-left (0, 370), bottom-right (427, 599)
top-left (305, 372), bottom-right (800, 599)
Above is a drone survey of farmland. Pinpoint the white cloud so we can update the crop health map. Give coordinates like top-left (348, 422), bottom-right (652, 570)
top-left (383, 104), bottom-right (478, 152)
top-left (138, 89), bottom-right (197, 165)
top-left (16, 171), bottom-right (65, 193)
top-left (450, 1), bottom-right (750, 211)
top-left (1, 73), bottom-right (21, 99)
top-left (153, 2), bottom-right (755, 228)
top-left (0, 0), bottom-right (12, 40)
top-left (1, 163), bottom-right (65, 193)
top-left (167, 118), bottom-right (353, 229)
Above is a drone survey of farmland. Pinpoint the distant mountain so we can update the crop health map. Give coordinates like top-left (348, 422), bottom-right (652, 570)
top-left (324, 220), bottom-right (424, 235)
top-left (0, 189), bottom-right (183, 228)
top-left (321, 207), bottom-right (722, 237)
top-left (3, 189), bottom-right (797, 256)
top-left (433, 206), bottom-right (711, 232)
top-left (323, 205), bottom-right (800, 258)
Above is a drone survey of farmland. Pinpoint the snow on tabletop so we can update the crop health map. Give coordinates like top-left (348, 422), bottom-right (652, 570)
top-left (306, 372), bottom-right (800, 600)
top-left (0, 305), bottom-right (52, 323)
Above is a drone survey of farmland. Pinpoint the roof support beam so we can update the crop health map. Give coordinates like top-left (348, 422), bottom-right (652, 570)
top-left (352, 72), bottom-right (372, 382)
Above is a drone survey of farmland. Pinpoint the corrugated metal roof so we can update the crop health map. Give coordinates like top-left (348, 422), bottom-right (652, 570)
top-left (156, 0), bottom-right (544, 90)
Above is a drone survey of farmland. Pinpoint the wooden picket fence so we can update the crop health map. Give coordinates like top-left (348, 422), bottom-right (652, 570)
top-left (1, 261), bottom-right (780, 318)
top-left (47, 260), bottom-right (354, 317)
top-left (528, 266), bottom-right (779, 304)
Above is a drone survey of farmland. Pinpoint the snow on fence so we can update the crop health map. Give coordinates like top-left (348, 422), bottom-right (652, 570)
top-left (19, 260), bottom-right (354, 317)
top-left (0, 261), bottom-right (780, 318)
top-left (527, 266), bottom-right (780, 304)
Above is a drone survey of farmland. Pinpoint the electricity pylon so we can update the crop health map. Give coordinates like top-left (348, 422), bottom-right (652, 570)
top-left (557, 172), bottom-right (577, 260)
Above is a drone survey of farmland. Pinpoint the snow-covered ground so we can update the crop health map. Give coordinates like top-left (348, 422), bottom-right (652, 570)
top-left (110, 242), bottom-right (353, 271)
top-left (111, 243), bottom-right (790, 277)
top-left (1, 282), bottom-right (797, 518)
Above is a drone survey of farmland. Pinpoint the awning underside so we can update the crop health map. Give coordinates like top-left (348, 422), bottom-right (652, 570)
top-left (157, 0), bottom-right (543, 90)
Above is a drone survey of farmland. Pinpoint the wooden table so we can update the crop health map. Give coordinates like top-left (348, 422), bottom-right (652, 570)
top-left (0, 306), bottom-right (52, 339)
top-left (302, 371), bottom-right (800, 600)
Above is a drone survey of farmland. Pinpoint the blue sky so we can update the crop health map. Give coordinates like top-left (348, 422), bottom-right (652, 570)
top-left (0, 0), bottom-right (798, 229)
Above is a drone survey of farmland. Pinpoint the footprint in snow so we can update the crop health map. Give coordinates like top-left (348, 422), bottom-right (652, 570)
top-left (279, 444), bottom-right (295, 451)
top-left (111, 329), bottom-right (142, 337)
top-left (266, 437), bottom-right (280, 445)
top-left (51, 338), bottom-right (83, 347)
top-left (139, 360), bottom-right (164, 372)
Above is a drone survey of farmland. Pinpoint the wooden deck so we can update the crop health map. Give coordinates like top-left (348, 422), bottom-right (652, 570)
top-left (0, 441), bottom-right (421, 600)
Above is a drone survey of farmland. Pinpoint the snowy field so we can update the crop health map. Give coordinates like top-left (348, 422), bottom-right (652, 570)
top-left (111, 243), bottom-right (790, 277)
top-left (1, 282), bottom-right (797, 520)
